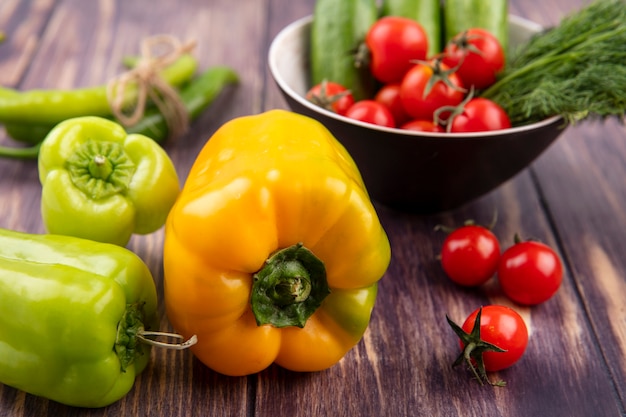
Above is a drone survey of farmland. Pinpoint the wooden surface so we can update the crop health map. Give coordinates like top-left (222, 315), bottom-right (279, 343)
top-left (1, 0), bottom-right (625, 416)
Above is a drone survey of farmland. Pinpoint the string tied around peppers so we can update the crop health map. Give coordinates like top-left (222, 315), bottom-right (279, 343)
top-left (107, 34), bottom-right (197, 141)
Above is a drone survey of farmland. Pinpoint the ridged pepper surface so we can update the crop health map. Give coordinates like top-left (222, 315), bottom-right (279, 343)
top-left (37, 116), bottom-right (180, 246)
top-left (163, 110), bottom-right (391, 376)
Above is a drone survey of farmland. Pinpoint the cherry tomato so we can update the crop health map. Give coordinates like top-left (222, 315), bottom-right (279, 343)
top-left (442, 28), bottom-right (505, 90)
top-left (460, 306), bottom-right (529, 372)
top-left (400, 119), bottom-right (444, 132)
top-left (306, 80), bottom-right (355, 116)
top-left (374, 84), bottom-right (412, 126)
top-left (447, 306), bottom-right (529, 386)
top-left (399, 60), bottom-right (465, 120)
top-left (345, 100), bottom-right (396, 128)
top-left (440, 225), bottom-right (501, 286)
top-left (448, 97), bottom-right (511, 133)
top-left (365, 16), bottom-right (428, 84)
top-left (498, 240), bottom-right (563, 305)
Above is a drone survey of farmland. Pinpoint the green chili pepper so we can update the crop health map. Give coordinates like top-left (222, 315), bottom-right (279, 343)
top-left (37, 116), bottom-right (180, 246)
top-left (0, 227), bottom-right (195, 408)
top-left (126, 65), bottom-right (238, 139)
top-left (0, 65), bottom-right (238, 159)
top-left (0, 88), bottom-right (43, 158)
top-left (0, 142), bottom-right (41, 159)
top-left (0, 54), bottom-right (197, 125)
top-left (3, 122), bottom-right (52, 144)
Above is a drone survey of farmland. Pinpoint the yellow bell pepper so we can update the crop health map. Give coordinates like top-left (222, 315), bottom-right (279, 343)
top-left (163, 110), bottom-right (391, 376)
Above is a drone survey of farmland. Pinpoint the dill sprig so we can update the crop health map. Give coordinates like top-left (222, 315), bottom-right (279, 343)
top-left (481, 0), bottom-right (626, 126)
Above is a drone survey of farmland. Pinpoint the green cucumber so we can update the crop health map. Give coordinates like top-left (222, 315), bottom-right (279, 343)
top-left (380, 0), bottom-right (443, 56)
top-left (443, 0), bottom-right (508, 54)
top-left (310, 0), bottom-right (378, 101)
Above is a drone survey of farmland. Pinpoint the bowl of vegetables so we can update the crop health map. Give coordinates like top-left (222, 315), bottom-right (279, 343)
top-left (269, 0), bottom-right (625, 213)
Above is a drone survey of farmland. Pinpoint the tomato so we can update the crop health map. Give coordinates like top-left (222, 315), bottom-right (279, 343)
top-left (447, 305), bottom-right (529, 385)
top-left (345, 100), bottom-right (396, 128)
top-left (442, 28), bottom-right (505, 90)
top-left (498, 240), bottom-right (563, 305)
top-left (448, 97), bottom-right (511, 133)
top-left (460, 306), bottom-right (529, 372)
top-left (399, 60), bottom-right (465, 120)
top-left (440, 225), bottom-right (501, 286)
top-left (365, 16), bottom-right (428, 84)
top-left (400, 119), bottom-right (444, 132)
top-left (374, 84), bottom-right (411, 126)
top-left (306, 80), bottom-right (355, 116)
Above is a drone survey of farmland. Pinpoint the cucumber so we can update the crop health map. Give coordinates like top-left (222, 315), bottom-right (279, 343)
top-left (443, 0), bottom-right (508, 54)
top-left (380, 0), bottom-right (443, 57)
top-left (310, 0), bottom-right (378, 101)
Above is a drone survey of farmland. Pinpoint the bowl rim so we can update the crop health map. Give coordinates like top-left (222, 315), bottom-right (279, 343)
top-left (268, 14), bottom-right (563, 141)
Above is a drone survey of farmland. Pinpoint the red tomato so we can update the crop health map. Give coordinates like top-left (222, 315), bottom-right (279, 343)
top-left (440, 225), bottom-right (501, 286)
top-left (365, 16), bottom-right (428, 84)
top-left (498, 240), bottom-right (563, 305)
top-left (442, 28), bottom-right (505, 90)
top-left (399, 60), bottom-right (465, 120)
top-left (459, 306), bottom-right (529, 372)
top-left (345, 100), bottom-right (396, 128)
top-left (374, 84), bottom-right (411, 126)
top-left (448, 98), bottom-right (511, 133)
top-left (401, 119), bottom-right (444, 132)
top-left (306, 80), bottom-right (355, 116)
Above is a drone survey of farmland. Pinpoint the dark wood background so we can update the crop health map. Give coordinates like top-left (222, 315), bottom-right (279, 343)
top-left (1, 0), bottom-right (624, 416)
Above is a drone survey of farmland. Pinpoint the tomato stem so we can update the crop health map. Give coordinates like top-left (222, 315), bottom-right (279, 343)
top-left (446, 308), bottom-right (508, 386)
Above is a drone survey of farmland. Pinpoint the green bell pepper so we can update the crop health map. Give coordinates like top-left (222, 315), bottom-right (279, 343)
top-left (37, 116), bottom-right (180, 246)
top-left (0, 227), bottom-right (160, 407)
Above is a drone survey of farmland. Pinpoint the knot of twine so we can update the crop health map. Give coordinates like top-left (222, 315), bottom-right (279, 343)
top-left (107, 35), bottom-right (197, 140)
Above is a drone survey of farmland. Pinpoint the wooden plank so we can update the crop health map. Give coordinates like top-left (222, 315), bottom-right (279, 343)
top-left (511, 0), bottom-right (626, 411)
top-left (0, 0), bottom-right (624, 415)
top-left (0, 0), bottom-right (267, 415)
top-left (531, 118), bottom-right (626, 408)
top-left (0, 0), bottom-right (56, 87)
top-left (253, 188), bottom-right (623, 416)
top-left (0, 0), bottom-right (56, 149)
top-left (262, 0), bottom-right (313, 111)
top-left (256, 0), bottom-right (625, 416)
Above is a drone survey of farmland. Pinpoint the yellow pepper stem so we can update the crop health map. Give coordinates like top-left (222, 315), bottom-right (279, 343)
top-left (251, 243), bottom-right (329, 328)
top-left (269, 260), bottom-right (312, 305)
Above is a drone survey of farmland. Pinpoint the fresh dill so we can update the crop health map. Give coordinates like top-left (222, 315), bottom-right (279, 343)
top-left (480, 0), bottom-right (626, 126)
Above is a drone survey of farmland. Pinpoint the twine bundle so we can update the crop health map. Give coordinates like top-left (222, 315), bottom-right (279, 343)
top-left (107, 35), bottom-right (197, 140)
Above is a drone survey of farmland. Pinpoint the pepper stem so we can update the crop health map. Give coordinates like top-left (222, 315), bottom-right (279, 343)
top-left (0, 143), bottom-right (41, 159)
top-left (268, 260), bottom-right (312, 305)
top-left (66, 139), bottom-right (135, 200)
top-left (251, 243), bottom-right (329, 328)
top-left (88, 154), bottom-right (114, 180)
top-left (115, 302), bottom-right (196, 372)
top-left (137, 330), bottom-right (198, 350)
